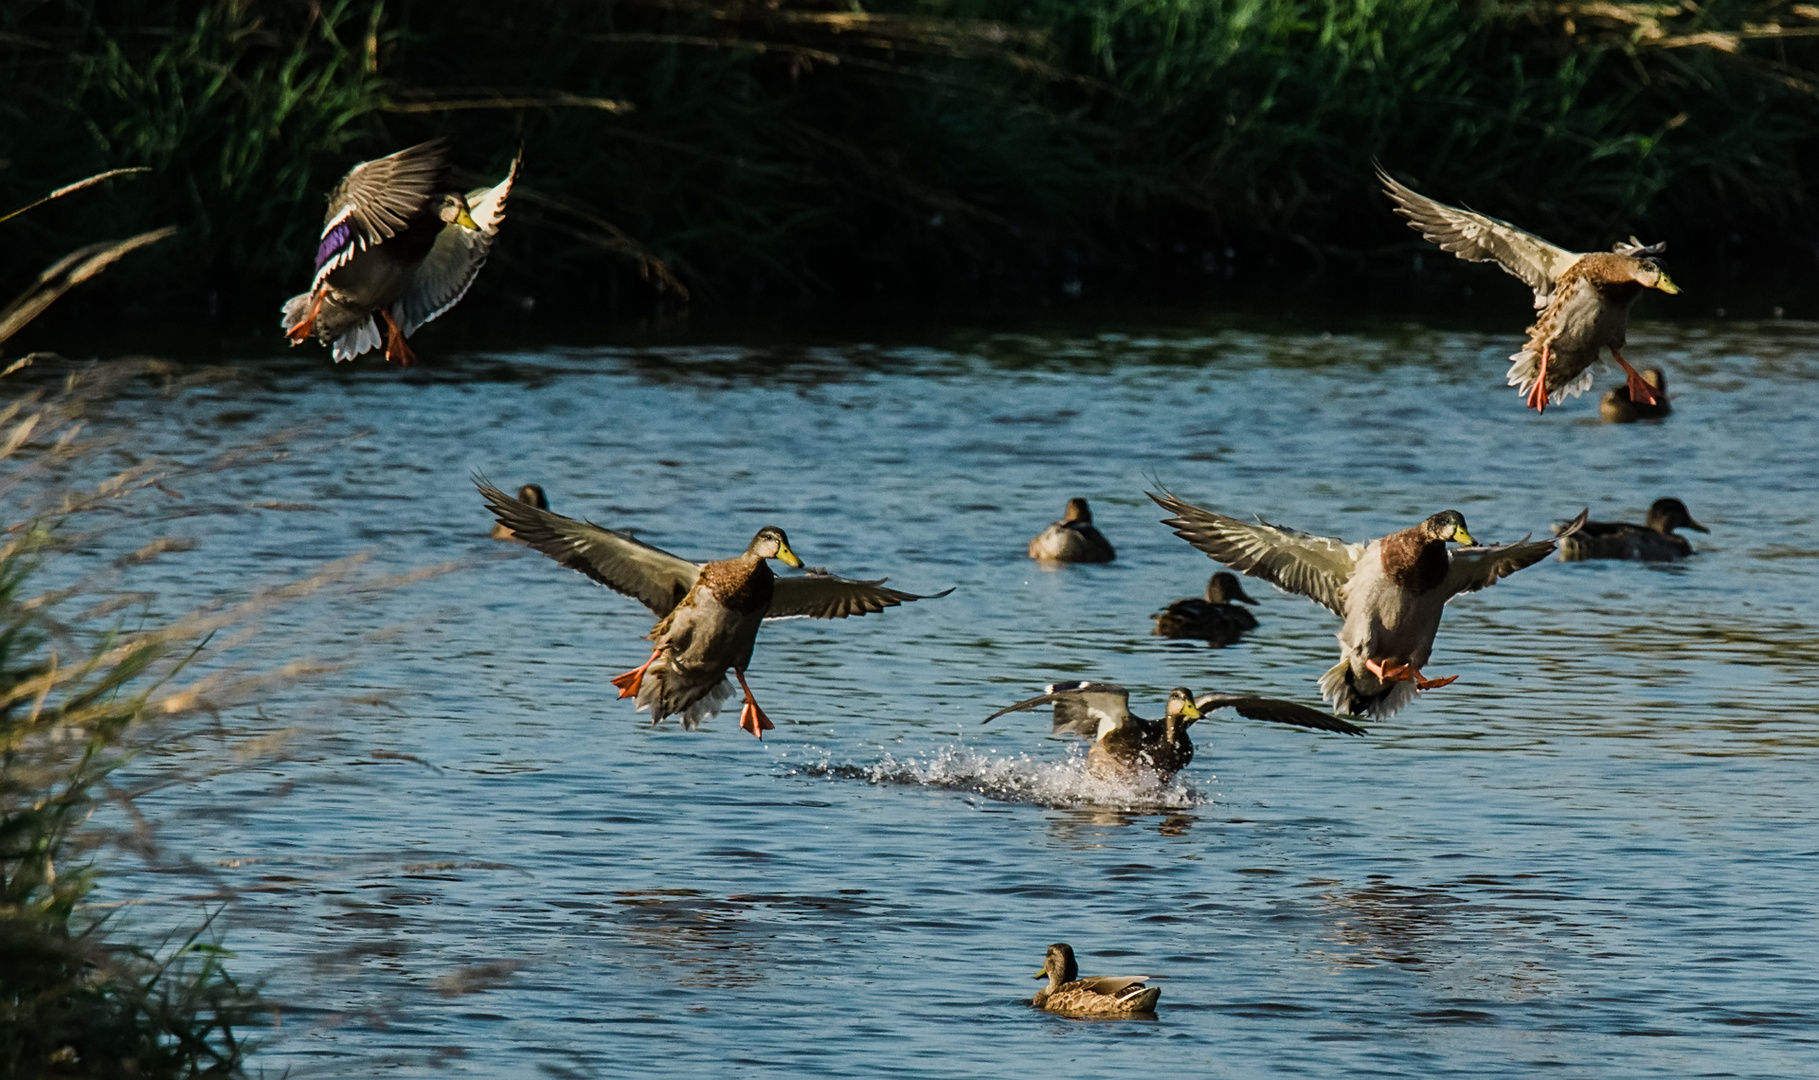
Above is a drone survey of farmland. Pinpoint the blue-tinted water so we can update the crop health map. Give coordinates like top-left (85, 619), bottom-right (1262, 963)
top-left (56, 317), bottom-right (1819, 1076)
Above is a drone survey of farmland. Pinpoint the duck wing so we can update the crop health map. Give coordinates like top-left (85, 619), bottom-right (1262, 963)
top-left (766, 573), bottom-right (953, 620)
top-left (1150, 491), bottom-right (1363, 617)
top-left (1445, 511), bottom-right (1586, 596)
top-left (476, 478), bottom-right (701, 616)
top-left (1377, 165), bottom-right (1580, 309)
top-left (983, 681), bottom-right (1131, 738)
top-left (1070, 975), bottom-right (1156, 998)
top-left (394, 150), bottom-right (521, 337)
top-left (313, 140), bottom-right (451, 289)
top-left (1195, 693), bottom-right (1367, 736)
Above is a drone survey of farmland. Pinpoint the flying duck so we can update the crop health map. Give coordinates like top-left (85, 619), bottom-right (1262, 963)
top-left (283, 140), bottom-right (520, 366)
top-left (478, 478), bottom-right (950, 737)
top-left (1151, 490), bottom-right (1582, 719)
top-left (1031, 944), bottom-right (1160, 1017)
top-left (1556, 498), bottom-right (1706, 561)
top-left (983, 681), bottom-right (1363, 783)
top-left (1379, 166), bottom-right (1679, 414)
top-left (1028, 498), bottom-right (1115, 562)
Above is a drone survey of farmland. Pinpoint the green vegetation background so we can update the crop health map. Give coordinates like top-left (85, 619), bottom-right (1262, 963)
top-left (4, 0), bottom-right (1818, 319)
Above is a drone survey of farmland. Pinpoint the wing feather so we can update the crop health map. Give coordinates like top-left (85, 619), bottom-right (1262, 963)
top-left (1071, 976), bottom-right (1155, 997)
top-left (1149, 491), bottom-right (1362, 617)
top-left (1377, 165), bottom-right (1581, 308)
top-left (1445, 511), bottom-right (1585, 596)
top-left (1195, 693), bottom-right (1367, 736)
top-left (394, 150), bottom-right (521, 337)
top-left (310, 140), bottom-right (451, 291)
top-left (983, 681), bottom-right (1131, 737)
top-left (476, 478), bottom-right (701, 616)
top-left (766, 573), bottom-right (952, 621)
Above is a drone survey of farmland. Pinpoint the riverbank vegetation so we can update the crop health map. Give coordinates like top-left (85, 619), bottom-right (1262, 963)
top-left (3, 0), bottom-right (1817, 319)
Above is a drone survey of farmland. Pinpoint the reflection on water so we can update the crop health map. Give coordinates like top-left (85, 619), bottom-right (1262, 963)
top-left (43, 316), bottom-right (1819, 1077)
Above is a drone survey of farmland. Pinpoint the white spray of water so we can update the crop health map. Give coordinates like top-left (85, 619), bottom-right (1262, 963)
top-left (779, 742), bottom-right (1210, 812)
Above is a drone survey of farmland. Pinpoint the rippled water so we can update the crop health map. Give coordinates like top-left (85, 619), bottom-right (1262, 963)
top-left (56, 316), bottom-right (1819, 1076)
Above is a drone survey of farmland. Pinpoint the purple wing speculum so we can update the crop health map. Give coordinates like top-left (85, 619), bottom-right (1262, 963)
top-left (314, 219), bottom-right (354, 272)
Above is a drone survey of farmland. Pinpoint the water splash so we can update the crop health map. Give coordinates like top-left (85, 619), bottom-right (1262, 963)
top-left (779, 743), bottom-right (1209, 811)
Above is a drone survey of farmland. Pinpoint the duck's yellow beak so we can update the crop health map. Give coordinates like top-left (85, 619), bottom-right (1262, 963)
top-left (1654, 272), bottom-right (1680, 295)
top-left (455, 204), bottom-right (479, 231)
top-left (1453, 527), bottom-right (1477, 546)
top-left (1033, 969), bottom-right (1049, 979)
top-left (777, 542), bottom-right (803, 568)
top-left (1181, 701), bottom-right (1202, 721)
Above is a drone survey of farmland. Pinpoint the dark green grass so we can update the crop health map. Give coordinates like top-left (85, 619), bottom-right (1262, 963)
top-left (3, 0), bottom-right (1817, 318)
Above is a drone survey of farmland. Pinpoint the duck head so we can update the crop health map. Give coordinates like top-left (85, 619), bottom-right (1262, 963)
top-left (747, 525), bottom-right (804, 567)
top-left (1207, 571), bottom-right (1256, 605)
top-left (516, 483), bottom-right (548, 511)
top-left (1036, 943), bottom-right (1079, 988)
top-left (1639, 368), bottom-right (1668, 394)
top-left (1063, 498), bottom-right (1093, 524)
top-left (1646, 498), bottom-right (1707, 536)
top-left (435, 192), bottom-right (480, 230)
top-left (1163, 688), bottom-right (1203, 727)
top-left (1418, 510), bottom-right (1476, 546)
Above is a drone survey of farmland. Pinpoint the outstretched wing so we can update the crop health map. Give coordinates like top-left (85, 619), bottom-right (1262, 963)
top-left (1378, 165), bottom-right (1581, 309)
top-left (476, 477), bottom-right (701, 616)
top-left (394, 149), bottom-right (521, 336)
top-left (766, 573), bottom-right (953, 620)
top-left (1195, 693), bottom-right (1367, 736)
top-left (983, 681), bottom-right (1131, 738)
top-left (1445, 511), bottom-right (1585, 596)
top-left (1150, 491), bottom-right (1363, 617)
top-left (313, 140), bottom-right (451, 289)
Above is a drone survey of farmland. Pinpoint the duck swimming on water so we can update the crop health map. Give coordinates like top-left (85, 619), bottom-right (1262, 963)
top-left (1152, 571), bottom-right (1259, 644)
top-left (1028, 498), bottom-right (1115, 563)
top-left (1600, 367), bottom-right (1672, 423)
top-left (1031, 944), bottom-right (1160, 1017)
top-left (1556, 498), bottom-right (1706, 561)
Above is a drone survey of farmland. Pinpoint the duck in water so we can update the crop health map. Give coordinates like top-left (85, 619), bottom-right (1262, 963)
top-left (1556, 498), bottom-right (1707, 561)
top-left (1031, 944), bottom-right (1160, 1017)
top-left (1027, 497), bottom-right (1115, 563)
top-left (1152, 571), bottom-right (1260, 645)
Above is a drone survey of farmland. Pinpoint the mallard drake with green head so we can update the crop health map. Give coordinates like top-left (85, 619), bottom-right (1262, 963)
top-left (1028, 498), bottom-right (1115, 562)
top-left (283, 140), bottom-right (520, 366)
top-left (1600, 367), bottom-right (1672, 423)
top-left (982, 681), bottom-right (1362, 783)
top-left (1031, 944), bottom-right (1159, 1017)
top-left (1556, 498), bottom-right (1706, 561)
top-left (490, 483), bottom-right (548, 541)
top-left (1379, 166), bottom-right (1679, 414)
top-left (478, 479), bottom-right (950, 737)
top-left (1151, 490), bottom-right (1583, 720)
top-left (1152, 571), bottom-right (1259, 644)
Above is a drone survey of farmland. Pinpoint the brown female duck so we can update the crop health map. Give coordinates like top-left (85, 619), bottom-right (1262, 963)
top-left (1556, 498), bottom-right (1706, 561)
top-left (283, 140), bottom-right (519, 366)
top-left (1600, 367), bottom-right (1672, 422)
top-left (1031, 944), bottom-right (1160, 1017)
top-left (1152, 571), bottom-right (1259, 644)
top-left (478, 479), bottom-right (949, 737)
top-left (1380, 166), bottom-right (1679, 414)
top-left (983, 681), bottom-right (1362, 784)
top-left (1027, 498), bottom-right (1115, 562)
top-left (489, 484), bottom-right (548, 541)
top-left (1152, 490), bottom-right (1581, 719)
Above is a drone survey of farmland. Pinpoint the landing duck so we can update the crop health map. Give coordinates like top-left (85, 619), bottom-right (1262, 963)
top-left (478, 478), bottom-right (950, 737)
top-left (490, 483), bottom-right (548, 541)
top-left (983, 681), bottom-right (1363, 784)
top-left (1380, 166), bottom-right (1679, 414)
top-left (1556, 498), bottom-right (1706, 561)
top-left (1600, 367), bottom-right (1673, 423)
top-left (1152, 571), bottom-right (1259, 644)
top-left (1031, 944), bottom-right (1160, 1017)
top-left (1151, 490), bottom-right (1582, 720)
top-left (1028, 498), bottom-right (1115, 562)
top-left (283, 140), bottom-right (520, 365)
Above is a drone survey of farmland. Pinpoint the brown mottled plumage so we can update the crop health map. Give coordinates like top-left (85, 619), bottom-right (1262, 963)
top-left (476, 478), bottom-right (951, 738)
top-left (1379, 166), bottom-right (1679, 413)
top-left (1151, 490), bottom-right (1582, 720)
top-left (1031, 944), bottom-right (1160, 1017)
